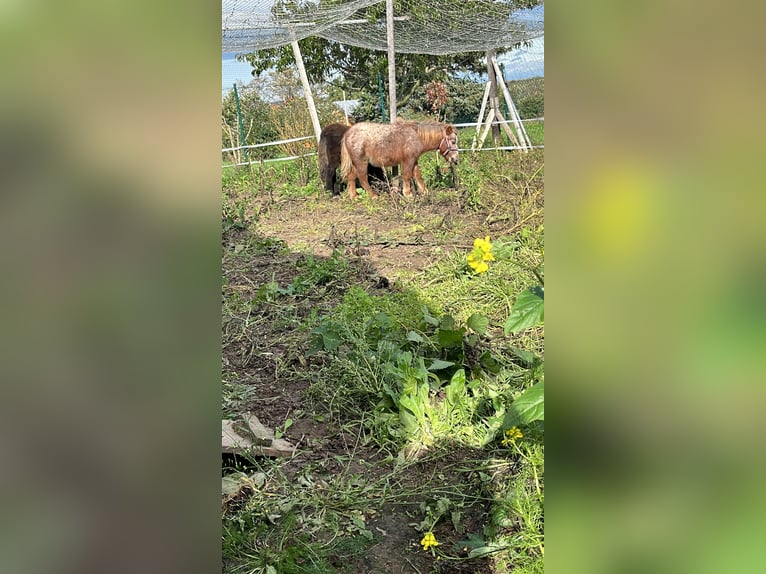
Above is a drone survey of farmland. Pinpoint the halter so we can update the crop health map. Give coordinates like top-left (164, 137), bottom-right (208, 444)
top-left (439, 135), bottom-right (458, 159)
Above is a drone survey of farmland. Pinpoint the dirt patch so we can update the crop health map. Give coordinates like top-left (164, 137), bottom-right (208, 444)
top-left (252, 193), bottom-right (494, 279)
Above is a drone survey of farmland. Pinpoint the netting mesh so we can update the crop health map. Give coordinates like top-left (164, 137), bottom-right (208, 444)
top-left (223, 0), bottom-right (544, 54)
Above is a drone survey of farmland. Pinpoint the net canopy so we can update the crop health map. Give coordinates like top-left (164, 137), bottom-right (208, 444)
top-left (223, 0), bottom-right (544, 55)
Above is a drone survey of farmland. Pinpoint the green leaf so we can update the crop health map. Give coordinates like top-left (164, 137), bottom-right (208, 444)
top-left (398, 408), bottom-right (419, 433)
top-left (509, 346), bottom-right (537, 367)
top-left (445, 369), bottom-right (466, 406)
top-left (308, 321), bottom-right (344, 355)
top-left (406, 330), bottom-right (424, 343)
top-left (479, 350), bottom-right (502, 374)
top-left (351, 515), bottom-right (366, 529)
top-left (399, 393), bottom-right (425, 419)
top-left (221, 474), bottom-right (244, 497)
top-left (438, 328), bottom-right (465, 348)
top-left (467, 313), bottom-right (489, 335)
top-left (321, 329), bottom-right (341, 351)
top-left (422, 306), bottom-right (440, 326)
top-left (451, 510), bottom-right (464, 534)
top-left (427, 359), bottom-right (455, 371)
top-left (504, 286), bottom-right (544, 334)
top-left (505, 381), bottom-right (544, 425)
top-left (468, 546), bottom-right (498, 558)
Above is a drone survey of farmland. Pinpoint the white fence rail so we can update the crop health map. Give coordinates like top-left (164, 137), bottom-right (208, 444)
top-left (222, 117), bottom-right (543, 169)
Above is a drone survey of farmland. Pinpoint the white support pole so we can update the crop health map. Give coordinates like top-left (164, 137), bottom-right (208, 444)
top-left (291, 39), bottom-right (322, 143)
top-left (492, 57), bottom-right (530, 151)
top-left (506, 90), bottom-right (532, 148)
top-left (471, 82), bottom-right (491, 151)
top-left (386, 0), bottom-right (397, 123)
top-left (477, 109), bottom-right (495, 149)
top-left (495, 108), bottom-right (521, 148)
top-left (342, 90), bottom-right (349, 125)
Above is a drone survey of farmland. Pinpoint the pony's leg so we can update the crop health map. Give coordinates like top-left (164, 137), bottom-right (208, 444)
top-left (355, 162), bottom-right (378, 199)
top-left (413, 165), bottom-right (429, 195)
top-left (401, 162), bottom-right (414, 198)
top-left (346, 166), bottom-right (359, 200)
top-left (323, 166), bottom-right (335, 194)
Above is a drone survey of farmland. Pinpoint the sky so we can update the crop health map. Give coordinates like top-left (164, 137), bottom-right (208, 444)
top-left (222, 36), bottom-right (545, 96)
top-left (497, 36), bottom-right (544, 81)
top-left (222, 53), bottom-right (256, 95)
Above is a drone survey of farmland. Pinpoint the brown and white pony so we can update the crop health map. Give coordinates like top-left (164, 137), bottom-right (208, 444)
top-left (339, 120), bottom-right (458, 199)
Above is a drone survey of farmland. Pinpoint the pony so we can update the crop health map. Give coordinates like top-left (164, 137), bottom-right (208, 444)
top-left (318, 123), bottom-right (386, 196)
top-left (339, 120), bottom-right (459, 200)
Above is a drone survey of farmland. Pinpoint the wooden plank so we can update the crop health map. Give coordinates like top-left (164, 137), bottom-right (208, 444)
top-left (222, 419), bottom-right (253, 453)
top-left (222, 417), bottom-right (296, 458)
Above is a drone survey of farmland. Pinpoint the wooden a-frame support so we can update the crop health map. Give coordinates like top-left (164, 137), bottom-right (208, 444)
top-left (471, 51), bottom-right (532, 152)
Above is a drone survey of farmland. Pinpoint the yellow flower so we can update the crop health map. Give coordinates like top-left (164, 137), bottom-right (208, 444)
top-left (467, 236), bottom-right (494, 274)
top-left (420, 531), bottom-right (440, 551)
top-left (471, 260), bottom-right (489, 274)
top-left (501, 426), bottom-right (523, 446)
top-left (474, 236), bottom-right (493, 253)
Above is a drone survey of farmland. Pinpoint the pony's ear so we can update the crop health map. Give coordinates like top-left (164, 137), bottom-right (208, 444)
top-left (445, 125), bottom-right (455, 134)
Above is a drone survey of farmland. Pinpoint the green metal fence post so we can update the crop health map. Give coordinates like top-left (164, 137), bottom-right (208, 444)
top-left (233, 84), bottom-right (248, 164)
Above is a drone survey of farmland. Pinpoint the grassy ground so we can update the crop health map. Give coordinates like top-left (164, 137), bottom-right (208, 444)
top-left (222, 147), bottom-right (544, 573)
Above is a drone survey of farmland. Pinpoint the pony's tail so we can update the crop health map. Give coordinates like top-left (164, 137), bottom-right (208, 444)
top-left (339, 138), bottom-right (352, 182)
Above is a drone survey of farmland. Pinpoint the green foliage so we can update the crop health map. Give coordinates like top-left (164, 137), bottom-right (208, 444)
top-left (504, 285), bottom-right (544, 334)
top-left (488, 436), bottom-right (544, 572)
top-left (307, 296), bottom-right (506, 452)
top-left (242, 36), bottom-right (492, 107)
top-left (505, 381), bottom-right (544, 426)
top-left (517, 95), bottom-right (544, 119)
top-left (222, 201), bottom-right (248, 233)
top-left (350, 91), bottom-right (384, 122)
top-left (407, 77), bottom-right (487, 124)
top-left (221, 88), bottom-right (279, 157)
top-left (222, 462), bottom-right (378, 574)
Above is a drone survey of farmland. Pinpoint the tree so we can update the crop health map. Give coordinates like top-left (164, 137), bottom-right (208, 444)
top-left (221, 86), bottom-right (280, 160)
top-left (241, 38), bottom-right (491, 111)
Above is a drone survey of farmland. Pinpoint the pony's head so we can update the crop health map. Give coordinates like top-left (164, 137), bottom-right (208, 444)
top-left (438, 125), bottom-right (459, 164)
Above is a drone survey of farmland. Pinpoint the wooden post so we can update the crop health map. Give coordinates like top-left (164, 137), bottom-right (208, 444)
top-left (291, 39), bottom-right (322, 143)
top-left (386, 0), bottom-right (397, 123)
top-left (485, 50), bottom-right (501, 144)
